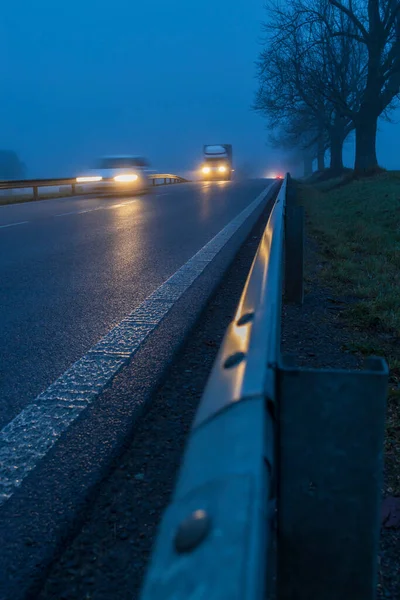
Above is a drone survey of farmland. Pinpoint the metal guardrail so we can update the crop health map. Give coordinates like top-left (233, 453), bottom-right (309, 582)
top-left (0, 178), bottom-right (81, 201)
top-left (150, 174), bottom-right (188, 186)
top-left (140, 174), bottom-right (388, 600)
top-left (0, 173), bottom-right (188, 200)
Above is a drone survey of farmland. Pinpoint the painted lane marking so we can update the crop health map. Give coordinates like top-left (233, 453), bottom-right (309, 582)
top-left (55, 207), bottom-right (103, 217)
top-left (0, 183), bottom-right (274, 506)
top-left (55, 200), bottom-right (136, 217)
top-left (108, 201), bottom-right (137, 209)
top-left (0, 221), bottom-right (29, 229)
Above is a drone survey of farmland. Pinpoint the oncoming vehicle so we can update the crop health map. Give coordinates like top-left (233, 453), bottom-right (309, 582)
top-left (76, 156), bottom-right (150, 194)
top-left (266, 170), bottom-right (283, 179)
top-left (200, 144), bottom-right (233, 181)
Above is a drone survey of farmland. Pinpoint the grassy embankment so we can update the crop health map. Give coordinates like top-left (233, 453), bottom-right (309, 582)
top-left (298, 170), bottom-right (400, 494)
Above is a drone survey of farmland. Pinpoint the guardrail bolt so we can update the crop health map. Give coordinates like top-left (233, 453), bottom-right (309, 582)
top-left (237, 312), bottom-right (254, 326)
top-left (174, 509), bottom-right (211, 553)
top-left (224, 351), bottom-right (246, 369)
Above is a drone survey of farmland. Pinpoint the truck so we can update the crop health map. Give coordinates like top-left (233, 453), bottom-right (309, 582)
top-left (200, 144), bottom-right (233, 181)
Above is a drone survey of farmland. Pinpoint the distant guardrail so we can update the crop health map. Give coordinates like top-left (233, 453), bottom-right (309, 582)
top-left (140, 174), bottom-right (388, 600)
top-left (0, 173), bottom-right (188, 201)
top-left (150, 174), bottom-right (188, 186)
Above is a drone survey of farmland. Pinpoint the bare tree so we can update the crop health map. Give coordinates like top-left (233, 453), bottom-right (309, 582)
top-left (0, 150), bottom-right (26, 180)
top-left (268, 113), bottom-right (326, 176)
top-left (295, 0), bottom-right (400, 171)
top-left (255, 0), bottom-right (362, 174)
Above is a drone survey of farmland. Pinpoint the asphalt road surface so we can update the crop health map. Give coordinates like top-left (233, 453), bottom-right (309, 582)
top-left (0, 180), bottom-right (271, 429)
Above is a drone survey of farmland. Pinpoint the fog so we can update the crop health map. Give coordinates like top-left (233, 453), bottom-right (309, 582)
top-left (1, 1), bottom-right (399, 179)
top-left (0, 0), bottom-right (283, 178)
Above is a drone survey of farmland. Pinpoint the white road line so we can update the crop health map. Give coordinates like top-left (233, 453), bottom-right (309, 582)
top-left (0, 221), bottom-right (29, 229)
top-left (55, 200), bottom-right (136, 217)
top-left (108, 200), bottom-right (137, 209)
top-left (0, 182), bottom-right (274, 506)
top-left (55, 208), bottom-right (102, 217)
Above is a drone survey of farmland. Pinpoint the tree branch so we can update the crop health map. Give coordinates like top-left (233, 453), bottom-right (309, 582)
top-left (330, 31), bottom-right (366, 43)
top-left (384, 1), bottom-right (400, 37)
top-left (328, 0), bottom-right (369, 40)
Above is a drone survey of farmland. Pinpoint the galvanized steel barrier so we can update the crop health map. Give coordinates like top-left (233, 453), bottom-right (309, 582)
top-left (0, 173), bottom-right (188, 201)
top-left (150, 174), bottom-right (188, 186)
top-left (0, 177), bottom-right (82, 201)
top-left (140, 174), bottom-right (388, 600)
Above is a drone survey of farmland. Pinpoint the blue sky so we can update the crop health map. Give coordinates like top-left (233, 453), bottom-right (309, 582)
top-left (0, 0), bottom-right (398, 178)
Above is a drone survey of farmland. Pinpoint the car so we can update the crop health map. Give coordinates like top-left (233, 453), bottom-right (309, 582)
top-left (266, 170), bottom-right (284, 179)
top-left (76, 156), bottom-right (151, 194)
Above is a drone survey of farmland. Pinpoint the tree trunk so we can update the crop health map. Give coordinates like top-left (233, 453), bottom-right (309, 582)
top-left (303, 154), bottom-right (313, 178)
top-left (317, 134), bottom-right (325, 172)
top-left (354, 113), bottom-right (378, 173)
top-left (329, 131), bottom-right (344, 174)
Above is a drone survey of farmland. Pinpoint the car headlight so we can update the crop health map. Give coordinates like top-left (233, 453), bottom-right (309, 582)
top-left (76, 176), bottom-right (103, 183)
top-left (114, 174), bottom-right (138, 183)
top-left (218, 165), bottom-right (227, 173)
top-left (202, 167), bottom-right (211, 174)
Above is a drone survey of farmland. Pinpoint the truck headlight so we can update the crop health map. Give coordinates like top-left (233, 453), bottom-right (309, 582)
top-left (114, 174), bottom-right (138, 182)
top-left (202, 167), bottom-right (210, 174)
top-left (218, 166), bottom-right (227, 173)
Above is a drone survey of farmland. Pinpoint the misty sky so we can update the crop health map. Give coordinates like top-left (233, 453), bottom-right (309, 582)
top-left (0, 0), bottom-right (399, 178)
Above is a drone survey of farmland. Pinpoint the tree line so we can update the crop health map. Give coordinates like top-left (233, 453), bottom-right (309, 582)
top-left (0, 151), bottom-right (26, 180)
top-left (254, 0), bottom-right (400, 176)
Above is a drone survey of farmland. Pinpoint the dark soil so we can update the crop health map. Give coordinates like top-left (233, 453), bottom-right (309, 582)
top-left (282, 238), bottom-right (399, 600)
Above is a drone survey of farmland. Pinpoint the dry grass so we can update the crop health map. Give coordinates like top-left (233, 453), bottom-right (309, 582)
top-left (298, 171), bottom-right (400, 494)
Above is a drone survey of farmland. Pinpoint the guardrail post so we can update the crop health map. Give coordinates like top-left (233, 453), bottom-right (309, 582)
top-left (284, 198), bottom-right (304, 304)
top-left (71, 183), bottom-right (76, 195)
top-left (276, 356), bottom-right (388, 600)
top-left (32, 186), bottom-right (39, 201)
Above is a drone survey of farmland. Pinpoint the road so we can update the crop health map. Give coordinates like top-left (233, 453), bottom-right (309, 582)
top-left (0, 179), bottom-right (270, 429)
top-left (37, 196), bottom-right (274, 600)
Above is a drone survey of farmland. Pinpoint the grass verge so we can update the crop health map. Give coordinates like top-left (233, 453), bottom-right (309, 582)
top-left (297, 171), bottom-right (400, 495)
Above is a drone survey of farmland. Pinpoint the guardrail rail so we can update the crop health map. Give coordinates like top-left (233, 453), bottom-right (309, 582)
top-left (0, 173), bottom-right (188, 201)
top-left (150, 174), bottom-right (188, 186)
top-left (140, 174), bottom-right (388, 600)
